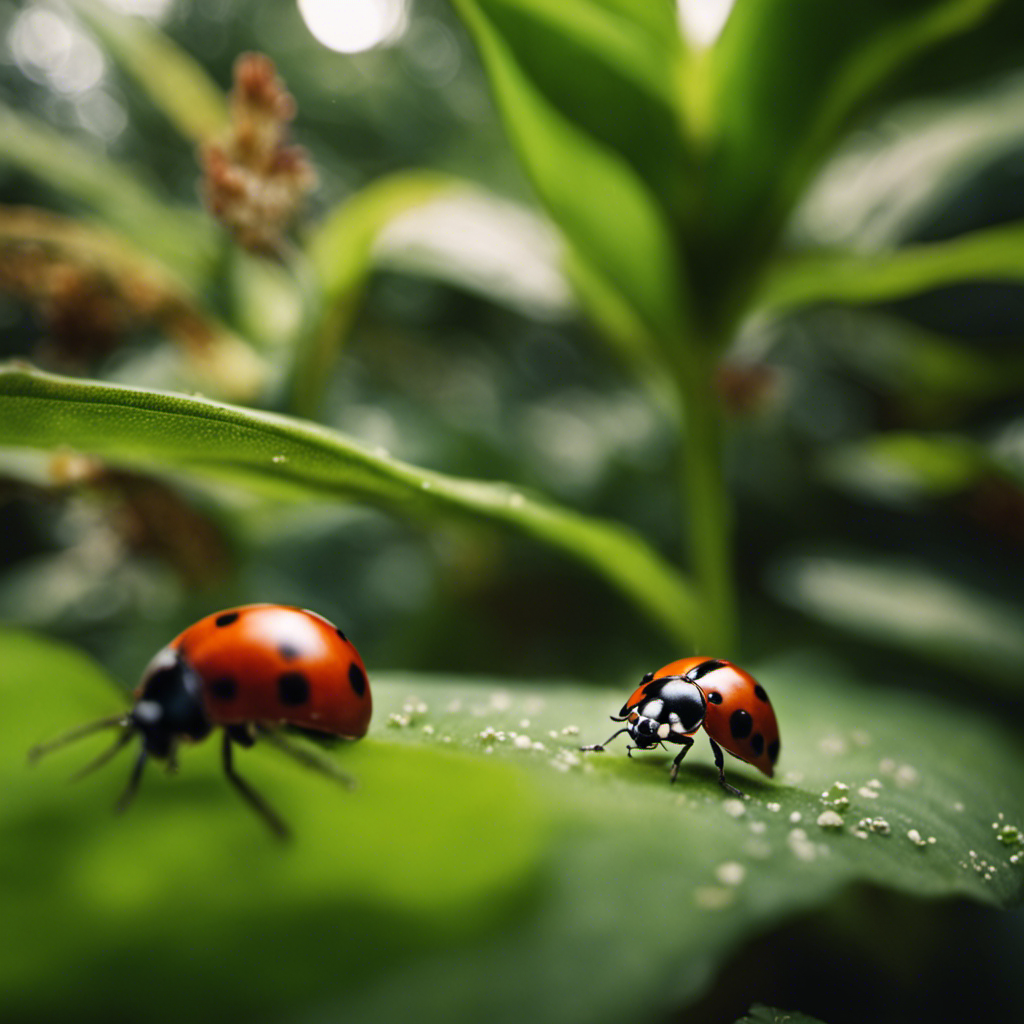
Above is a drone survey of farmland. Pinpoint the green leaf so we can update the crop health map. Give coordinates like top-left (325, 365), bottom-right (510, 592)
top-left (705, 0), bottom-right (1002, 259)
top-left (454, 0), bottom-right (686, 208)
top-left (0, 364), bottom-right (698, 647)
top-left (760, 221), bottom-right (1024, 312)
top-left (820, 433), bottom-right (989, 503)
top-left (451, 0), bottom-right (688, 343)
top-left (0, 629), bottom-right (548, 1022)
top-left (5, 628), bottom-right (1022, 1023)
top-left (71, 0), bottom-right (229, 142)
top-left (793, 75), bottom-right (1024, 250)
top-left (769, 550), bottom-right (1024, 689)
top-left (0, 105), bottom-right (216, 283)
top-left (291, 172), bottom-right (464, 416)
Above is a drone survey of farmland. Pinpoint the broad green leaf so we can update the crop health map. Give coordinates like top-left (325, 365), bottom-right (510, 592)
top-left (0, 105), bottom-right (216, 283)
top-left (71, 0), bottom-right (228, 142)
top-left (760, 221), bottom-right (1024, 312)
top-left (0, 365), bottom-right (698, 647)
top-left (769, 550), bottom-right (1024, 689)
top-left (453, 0), bottom-right (687, 211)
top-left (0, 629), bottom-right (548, 1023)
top-left (5, 628), bottom-right (1021, 1023)
top-left (705, 0), bottom-right (1001, 261)
top-left (451, 0), bottom-right (688, 343)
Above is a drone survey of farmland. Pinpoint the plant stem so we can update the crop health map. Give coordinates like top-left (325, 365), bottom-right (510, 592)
top-left (671, 340), bottom-right (736, 654)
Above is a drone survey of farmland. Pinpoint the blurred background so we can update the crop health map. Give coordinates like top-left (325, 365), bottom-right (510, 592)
top-left (3, 0), bottom-right (1024, 700)
top-left (2, 2), bottom-right (1024, 1022)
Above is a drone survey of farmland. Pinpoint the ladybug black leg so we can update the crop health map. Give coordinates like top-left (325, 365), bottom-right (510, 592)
top-left (220, 732), bottom-right (291, 842)
top-left (707, 737), bottom-right (747, 799)
top-left (257, 726), bottom-right (356, 790)
top-left (580, 727), bottom-right (629, 753)
top-left (114, 747), bottom-right (150, 814)
top-left (668, 735), bottom-right (695, 783)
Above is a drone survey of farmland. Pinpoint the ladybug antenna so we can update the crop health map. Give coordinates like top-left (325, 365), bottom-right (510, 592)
top-left (70, 726), bottom-right (137, 781)
top-left (28, 713), bottom-right (132, 765)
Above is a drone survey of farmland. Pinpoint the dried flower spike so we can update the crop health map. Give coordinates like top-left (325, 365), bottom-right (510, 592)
top-left (200, 53), bottom-right (316, 252)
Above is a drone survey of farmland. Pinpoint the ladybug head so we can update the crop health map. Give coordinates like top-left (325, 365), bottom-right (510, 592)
top-left (131, 648), bottom-right (213, 759)
top-left (624, 677), bottom-right (707, 749)
top-left (627, 714), bottom-right (664, 749)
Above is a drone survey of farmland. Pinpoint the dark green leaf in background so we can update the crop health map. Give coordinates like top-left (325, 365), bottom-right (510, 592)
top-left (705, 0), bottom-right (1002, 261)
top-left (451, 0), bottom-right (689, 344)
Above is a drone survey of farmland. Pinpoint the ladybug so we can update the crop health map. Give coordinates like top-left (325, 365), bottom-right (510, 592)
top-left (581, 657), bottom-right (779, 796)
top-left (29, 604), bottom-right (371, 839)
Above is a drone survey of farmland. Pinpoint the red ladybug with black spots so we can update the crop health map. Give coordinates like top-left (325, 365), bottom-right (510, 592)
top-left (581, 657), bottom-right (779, 796)
top-left (30, 604), bottom-right (371, 838)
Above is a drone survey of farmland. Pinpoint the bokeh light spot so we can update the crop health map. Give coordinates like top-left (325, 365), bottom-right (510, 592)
top-left (298, 0), bottom-right (409, 55)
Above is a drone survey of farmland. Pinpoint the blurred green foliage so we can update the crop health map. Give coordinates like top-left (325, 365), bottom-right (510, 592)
top-left (2, 1), bottom-right (1024, 1022)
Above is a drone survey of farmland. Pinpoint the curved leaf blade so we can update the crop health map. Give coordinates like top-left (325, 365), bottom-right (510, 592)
top-left (760, 221), bottom-right (1024, 312)
top-left (706, 0), bottom-right (1002, 257)
top-left (452, 0), bottom-right (688, 342)
top-left (0, 365), bottom-right (698, 646)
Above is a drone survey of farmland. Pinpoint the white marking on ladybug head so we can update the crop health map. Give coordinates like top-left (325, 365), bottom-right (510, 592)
top-left (138, 644), bottom-right (177, 685)
top-left (657, 722), bottom-right (671, 739)
top-left (133, 700), bottom-right (163, 724)
top-left (640, 699), bottom-right (664, 720)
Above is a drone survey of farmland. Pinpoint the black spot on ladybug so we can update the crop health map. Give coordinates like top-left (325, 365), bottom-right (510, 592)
top-left (640, 671), bottom-right (654, 684)
top-left (278, 672), bottom-right (311, 706)
top-left (706, 691), bottom-right (723, 705)
top-left (768, 739), bottom-right (780, 764)
top-left (348, 662), bottom-right (367, 698)
top-left (687, 659), bottom-right (726, 682)
top-left (215, 612), bottom-right (240, 628)
top-left (336, 627), bottom-right (348, 642)
top-left (753, 684), bottom-right (770, 703)
top-left (750, 732), bottom-right (764, 757)
top-left (208, 676), bottom-right (238, 701)
top-left (729, 708), bottom-right (753, 740)
top-left (277, 643), bottom-right (300, 662)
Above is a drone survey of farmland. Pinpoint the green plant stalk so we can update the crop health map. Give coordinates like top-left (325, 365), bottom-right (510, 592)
top-left (277, 243), bottom-right (330, 419)
top-left (670, 339), bottom-right (735, 655)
